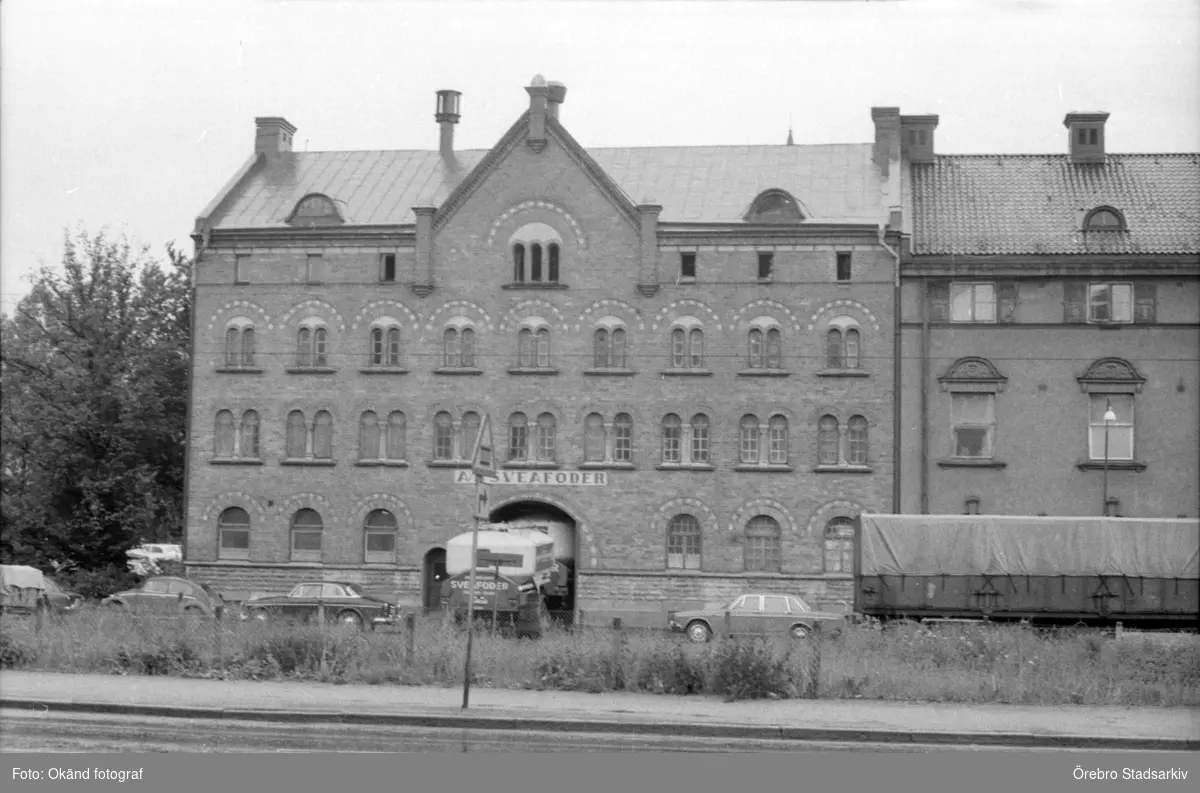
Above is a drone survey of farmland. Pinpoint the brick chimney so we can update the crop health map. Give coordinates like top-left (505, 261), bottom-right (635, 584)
top-left (255, 117), bottom-right (297, 162)
top-left (871, 107), bottom-right (901, 176)
top-left (547, 81), bottom-right (567, 120)
top-left (1064, 111), bottom-right (1109, 163)
top-left (901, 114), bottom-right (939, 164)
top-left (435, 90), bottom-right (461, 165)
top-left (526, 75), bottom-right (549, 152)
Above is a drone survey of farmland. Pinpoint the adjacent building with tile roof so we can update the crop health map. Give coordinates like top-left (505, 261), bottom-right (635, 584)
top-left (898, 111), bottom-right (1200, 519)
top-left (183, 78), bottom-right (905, 623)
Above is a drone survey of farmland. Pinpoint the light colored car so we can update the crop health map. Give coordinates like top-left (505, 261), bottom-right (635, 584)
top-left (101, 576), bottom-right (222, 617)
top-left (668, 593), bottom-right (849, 642)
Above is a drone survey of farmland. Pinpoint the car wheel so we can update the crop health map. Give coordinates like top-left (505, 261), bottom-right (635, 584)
top-left (790, 624), bottom-right (810, 639)
top-left (338, 610), bottom-right (364, 629)
top-left (686, 621), bottom-right (712, 643)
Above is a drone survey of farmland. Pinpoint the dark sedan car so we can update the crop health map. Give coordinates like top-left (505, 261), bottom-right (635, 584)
top-left (242, 582), bottom-right (398, 630)
top-left (668, 593), bottom-right (849, 642)
top-left (101, 576), bottom-right (222, 617)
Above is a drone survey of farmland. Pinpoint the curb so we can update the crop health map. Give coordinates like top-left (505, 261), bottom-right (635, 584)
top-left (3, 698), bottom-right (1196, 751)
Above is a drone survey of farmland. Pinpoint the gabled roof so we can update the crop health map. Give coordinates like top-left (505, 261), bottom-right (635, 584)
top-left (206, 141), bottom-right (889, 230)
top-left (911, 154), bottom-right (1200, 256)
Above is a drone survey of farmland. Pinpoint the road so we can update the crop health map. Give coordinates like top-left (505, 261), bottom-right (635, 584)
top-left (3, 710), bottom-right (1194, 754)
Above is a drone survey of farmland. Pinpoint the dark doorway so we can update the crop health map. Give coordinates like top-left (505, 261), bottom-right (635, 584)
top-left (488, 501), bottom-right (578, 626)
top-left (423, 547), bottom-right (447, 611)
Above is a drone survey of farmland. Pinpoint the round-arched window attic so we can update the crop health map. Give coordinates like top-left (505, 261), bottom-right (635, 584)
top-left (745, 190), bottom-right (805, 222)
top-left (1084, 206), bottom-right (1125, 231)
top-left (509, 222), bottom-right (563, 246)
top-left (288, 194), bottom-right (343, 225)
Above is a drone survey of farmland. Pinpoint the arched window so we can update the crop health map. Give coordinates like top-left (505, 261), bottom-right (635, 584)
top-left (844, 329), bottom-right (860, 369)
top-left (1084, 207), bottom-right (1124, 231)
top-left (765, 328), bottom-right (781, 369)
top-left (690, 414), bottom-right (710, 464)
top-left (508, 413), bottom-right (529, 461)
top-left (359, 412), bottom-right (380, 460)
top-left (370, 328), bottom-right (384, 366)
top-left (286, 411), bottom-right (307, 458)
top-left (584, 413), bottom-right (606, 462)
top-left (689, 329), bottom-right (704, 368)
top-left (531, 243), bottom-right (543, 282)
top-left (387, 328), bottom-right (401, 366)
top-left (460, 328), bottom-right (475, 367)
top-left (666, 514), bottom-right (702, 570)
top-left (548, 243), bottom-right (560, 283)
top-left (433, 412), bottom-right (454, 460)
top-left (225, 328), bottom-right (240, 367)
top-left (662, 414), bottom-right (682, 463)
top-left (614, 413), bottom-right (633, 462)
top-left (536, 413), bottom-right (556, 461)
top-left (745, 515), bottom-right (782, 572)
top-left (364, 509), bottom-right (397, 563)
top-left (847, 415), bottom-right (868, 465)
top-left (443, 328), bottom-right (460, 367)
top-left (824, 517), bottom-right (855, 573)
top-left (214, 410), bottom-right (235, 458)
top-left (240, 410), bottom-right (260, 459)
top-left (290, 508), bottom-right (323, 561)
top-left (386, 411), bottom-right (406, 460)
top-left (745, 190), bottom-right (804, 222)
top-left (768, 415), bottom-right (788, 465)
top-left (513, 243), bottom-right (526, 282)
top-left (296, 322), bottom-right (329, 368)
top-left (671, 328), bottom-right (686, 368)
top-left (739, 415), bottom-right (759, 464)
top-left (536, 328), bottom-right (550, 368)
top-left (312, 411), bottom-right (333, 459)
top-left (611, 328), bottom-right (627, 368)
top-left (296, 327), bottom-right (312, 367)
top-left (218, 507), bottom-right (250, 560)
top-left (748, 329), bottom-right (764, 368)
top-left (518, 329), bottom-right (534, 367)
top-left (461, 412), bottom-right (480, 460)
top-left (818, 415), bottom-right (840, 465)
top-left (593, 329), bottom-right (610, 368)
top-left (826, 329), bottom-right (843, 369)
top-left (242, 328), bottom-right (255, 367)
top-left (314, 328), bottom-right (328, 366)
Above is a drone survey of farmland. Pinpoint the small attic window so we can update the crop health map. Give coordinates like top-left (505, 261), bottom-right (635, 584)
top-left (746, 190), bottom-right (804, 223)
top-left (288, 194), bottom-right (343, 225)
top-left (1084, 207), bottom-right (1124, 232)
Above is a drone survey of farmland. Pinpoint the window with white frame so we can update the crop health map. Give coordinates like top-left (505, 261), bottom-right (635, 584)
top-left (218, 507), bottom-right (251, 560)
top-left (1088, 394), bottom-right (1134, 461)
top-left (951, 394), bottom-right (995, 459)
top-left (290, 508), bottom-right (323, 561)
top-left (669, 319), bottom-right (705, 369)
top-left (364, 509), bottom-right (397, 563)
top-left (666, 514), bottom-right (702, 570)
top-left (823, 517), bottom-right (855, 573)
top-left (847, 416), bottom-right (868, 465)
top-left (508, 413), bottom-right (529, 461)
top-left (295, 318), bottom-right (329, 367)
top-left (739, 415), bottom-right (759, 464)
top-left (593, 320), bottom-right (628, 368)
top-left (661, 414), bottom-right (682, 463)
top-left (690, 414), bottom-right (710, 464)
top-left (950, 283), bottom-right (997, 323)
top-left (1088, 283), bottom-right (1133, 323)
top-left (369, 320), bottom-right (402, 367)
top-left (825, 317), bottom-right (861, 369)
top-left (517, 320), bottom-right (551, 368)
top-left (536, 413), bottom-right (557, 462)
top-left (747, 320), bottom-right (782, 369)
top-left (768, 415), bottom-right (788, 465)
top-left (816, 415), bottom-right (867, 468)
top-left (433, 412), bottom-right (454, 461)
top-left (614, 413), bottom-right (633, 462)
top-left (744, 515), bottom-right (782, 573)
top-left (442, 321), bottom-right (477, 368)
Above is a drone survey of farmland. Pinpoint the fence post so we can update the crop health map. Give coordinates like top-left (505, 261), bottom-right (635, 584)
top-left (806, 628), bottom-right (822, 699)
top-left (405, 612), bottom-right (416, 667)
top-left (610, 618), bottom-right (624, 689)
top-left (214, 605), bottom-right (224, 677)
top-left (1114, 621), bottom-right (1124, 640)
top-left (724, 610), bottom-right (732, 639)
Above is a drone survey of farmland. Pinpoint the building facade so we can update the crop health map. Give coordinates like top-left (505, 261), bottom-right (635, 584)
top-left (183, 78), bottom-right (905, 625)
top-left (897, 112), bottom-right (1200, 518)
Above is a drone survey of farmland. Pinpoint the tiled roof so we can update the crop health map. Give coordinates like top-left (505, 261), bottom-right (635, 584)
top-left (911, 154), bottom-right (1200, 256)
top-left (208, 144), bottom-right (887, 229)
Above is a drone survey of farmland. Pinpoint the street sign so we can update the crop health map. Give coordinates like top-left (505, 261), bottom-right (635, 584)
top-left (477, 551), bottom-right (523, 567)
top-left (470, 415), bottom-right (497, 480)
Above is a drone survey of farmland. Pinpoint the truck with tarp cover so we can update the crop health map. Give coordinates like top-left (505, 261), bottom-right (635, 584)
top-left (853, 514), bottom-right (1200, 628)
top-left (441, 527), bottom-right (555, 636)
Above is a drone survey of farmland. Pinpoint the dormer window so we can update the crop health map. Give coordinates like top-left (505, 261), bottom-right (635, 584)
top-left (745, 190), bottom-right (804, 223)
top-left (1084, 207), bottom-right (1125, 232)
top-left (509, 223), bottom-right (564, 287)
top-left (287, 194), bottom-right (342, 226)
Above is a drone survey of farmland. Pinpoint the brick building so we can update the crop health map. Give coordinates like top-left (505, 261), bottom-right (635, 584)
top-left (183, 77), bottom-right (905, 624)
top-left (897, 111), bottom-right (1200, 518)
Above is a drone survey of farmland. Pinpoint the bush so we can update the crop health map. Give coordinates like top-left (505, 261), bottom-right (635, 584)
top-left (59, 565), bottom-right (142, 600)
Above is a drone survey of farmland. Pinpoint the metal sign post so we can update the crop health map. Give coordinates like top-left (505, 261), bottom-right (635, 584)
top-left (462, 415), bottom-right (496, 710)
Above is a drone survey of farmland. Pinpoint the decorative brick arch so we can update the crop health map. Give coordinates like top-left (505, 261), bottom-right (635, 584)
top-left (424, 300), bottom-right (493, 332)
top-left (728, 299), bottom-right (803, 332)
top-left (498, 299), bottom-right (566, 332)
top-left (729, 498), bottom-right (798, 535)
top-left (278, 299), bottom-right (346, 332)
top-left (651, 300), bottom-right (722, 331)
top-left (205, 300), bottom-right (272, 332)
top-left (576, 299), bottom-right (645, 333)
top-left (347, 493), bottom-right (415, 535)
top-left (272, 492), bottom-right (334, 525)
top-left (652, 497), bottom-right (719, 536)
top-left (350, 300), bottom-right (421, 332)
top-left (806, 300), bottom-right (881, 333)
top-left (200, 491), bottom-right (268, 526)
top-left (486, 199), bottom-right (587, 251)
top-left (487, 491), bottom-right (598, 569)
top-left (804, 500), bottom-right (868, 535)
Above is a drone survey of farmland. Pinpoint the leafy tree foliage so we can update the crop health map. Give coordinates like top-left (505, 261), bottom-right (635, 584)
top-left (1, 230), bottom-right (191, 573)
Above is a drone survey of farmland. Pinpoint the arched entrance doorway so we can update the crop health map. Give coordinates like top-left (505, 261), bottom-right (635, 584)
top-left (488, 501), bottom-right (578, 626)
top-left (422, 547), bottom-right (447, 611)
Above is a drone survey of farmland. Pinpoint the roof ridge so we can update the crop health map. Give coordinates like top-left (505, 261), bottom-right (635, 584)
top-left (285, 142), bottom-right (874, 156)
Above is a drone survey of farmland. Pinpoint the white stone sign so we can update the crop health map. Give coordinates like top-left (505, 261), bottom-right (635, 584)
top-left (453, 469), bottom-right (608, 486)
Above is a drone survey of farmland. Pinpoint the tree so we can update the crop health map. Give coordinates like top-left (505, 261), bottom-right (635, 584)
top-left (0, 230), bottom-right (191, 572)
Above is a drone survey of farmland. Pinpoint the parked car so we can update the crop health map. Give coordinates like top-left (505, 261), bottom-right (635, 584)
top-left (42, 575), bottom-right (83, 613)
top-left (1, 565), bottom-right (48, 616)
top-left (101, 576), bottom-right (222, 617)
top-left (126, 544), bottom-right (183, 577)
top-left (668, 593), bottom-right (849, 642)
top-left (242, 582), bottom-right (399, 630)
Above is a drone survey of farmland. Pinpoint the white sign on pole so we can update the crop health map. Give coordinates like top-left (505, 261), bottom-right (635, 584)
top-left (470, 414), bottom-right (497, 481)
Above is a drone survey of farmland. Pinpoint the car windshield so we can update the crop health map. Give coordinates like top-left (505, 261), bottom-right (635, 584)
top-left (788, 597), bottom-right (812, 613)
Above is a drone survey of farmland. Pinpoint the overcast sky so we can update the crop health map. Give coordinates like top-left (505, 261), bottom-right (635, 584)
top-left (2, 0), bottom-right (1197, 315)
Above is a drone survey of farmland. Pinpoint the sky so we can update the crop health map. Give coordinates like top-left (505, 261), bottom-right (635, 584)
top-left (2, 0), bottom-right (1198, 316)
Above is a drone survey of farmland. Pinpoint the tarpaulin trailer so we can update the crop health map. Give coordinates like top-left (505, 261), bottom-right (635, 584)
top-left (854, 514), bottom-right (1200, 629)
